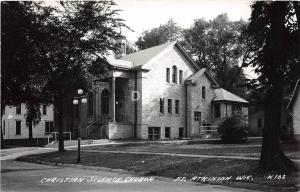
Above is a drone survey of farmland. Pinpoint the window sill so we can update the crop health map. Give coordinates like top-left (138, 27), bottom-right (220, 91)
top-left (165, 83), bottom-right (183, 87)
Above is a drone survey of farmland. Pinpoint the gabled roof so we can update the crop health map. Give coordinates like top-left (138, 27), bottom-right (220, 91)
top-left (120, 42), bottom-right (174, 68)
top-left (287, 79), bottom-right (300, 109)
top-left (109, 41), bottom-right (199, 71)
top-left (213, 88), bottom-right (248, 104)
top-left (185, 68), bottom-right (219, 87)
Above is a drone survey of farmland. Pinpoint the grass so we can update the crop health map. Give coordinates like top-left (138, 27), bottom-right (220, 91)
top-left (82, 141), bottom-right (300, 159)
top-left (17, 149), bottom-right (299, 192)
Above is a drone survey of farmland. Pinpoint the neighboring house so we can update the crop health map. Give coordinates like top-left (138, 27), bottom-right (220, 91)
top-left (288, 79), bottom-right (300, 141)
top-left (1, 104), bottom-right (54, 140)
top-left (248, 103), bottom-right (264, 136)
top-left (249, 95), bottom-right (293, 138)
top-left (65, 40), bottom-right (249, 140)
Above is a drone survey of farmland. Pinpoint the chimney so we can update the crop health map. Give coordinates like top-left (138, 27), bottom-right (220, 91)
top-left (115, 38), bottom-right (127, 59)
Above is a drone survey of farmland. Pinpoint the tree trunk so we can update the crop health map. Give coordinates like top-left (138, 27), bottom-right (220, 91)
top-left (1, 105), bottom-right (5, 149)
top-left (28, 121), bottom-right (33, 146)
top-left (260, 2), bottom-right (297, 172)
top-left (55, 94), bottom-right (65, 152)
top-left (260, 85), bottom-right (295, 171)
top-left (1, 125), bottom-right (4, 149)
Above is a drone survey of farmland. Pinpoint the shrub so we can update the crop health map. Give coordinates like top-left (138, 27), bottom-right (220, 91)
top-left (217, 113), bottom-right (248, 143)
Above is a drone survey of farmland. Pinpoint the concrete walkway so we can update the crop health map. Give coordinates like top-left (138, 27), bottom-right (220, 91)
top-left (0, 147), bottom-right (56, 161)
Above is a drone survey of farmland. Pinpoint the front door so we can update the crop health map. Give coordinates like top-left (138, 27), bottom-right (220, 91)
top-left (179, 127), bottom-right (184, 138)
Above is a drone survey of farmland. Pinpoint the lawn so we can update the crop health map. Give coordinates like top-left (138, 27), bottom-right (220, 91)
top-left (17, 146), bottom-right (300, 192)
top-left (82, 141), bottom-right (300, 159)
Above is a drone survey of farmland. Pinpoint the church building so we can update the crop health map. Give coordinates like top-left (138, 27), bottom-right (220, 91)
top-left (69, 40), bottom-right (249, 140)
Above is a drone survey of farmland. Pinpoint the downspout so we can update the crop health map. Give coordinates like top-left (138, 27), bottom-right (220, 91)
top-left (134, 71), bottom-right (138, 138)
top-left (185, 84), bottom-right (188, 138)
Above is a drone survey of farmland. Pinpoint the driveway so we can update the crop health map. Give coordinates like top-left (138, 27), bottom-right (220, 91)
top-left (1, 160), bottom-right (261, 192)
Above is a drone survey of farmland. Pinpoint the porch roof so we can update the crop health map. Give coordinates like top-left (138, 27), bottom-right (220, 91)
top-left (213, 88), bottom-right (248, 104)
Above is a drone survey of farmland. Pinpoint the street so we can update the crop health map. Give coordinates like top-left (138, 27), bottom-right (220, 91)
top-left (1, 160), bottom-right (260, 192)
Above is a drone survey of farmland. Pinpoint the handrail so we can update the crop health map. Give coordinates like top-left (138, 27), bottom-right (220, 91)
top-left (47, 132), bottom-right (55, 145)
top-left (47, 131), bottom-right (72, 145)
top-left (198, 126), bottom-right (218, 135)
top-left (86, 119), bottom-right (100, 137)
top-left (100, 123), bottom-right (108, 138)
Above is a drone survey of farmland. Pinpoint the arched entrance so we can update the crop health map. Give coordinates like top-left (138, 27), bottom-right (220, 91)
top-left (115, 87), bottom-right (125, 122)
top-left (100, 89), bottom-right (110, 138)
top-left (101, 89), bottom-right (110, 118)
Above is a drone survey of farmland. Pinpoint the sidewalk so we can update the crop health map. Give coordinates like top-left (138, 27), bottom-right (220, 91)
top-left (46, 136), bottom-right (263, 149)
top-left (0, 147), bottom-right (56, 160)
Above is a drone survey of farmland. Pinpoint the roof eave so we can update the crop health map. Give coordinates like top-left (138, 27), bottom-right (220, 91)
top-left (212, 100), bottom-right (249, 104)
top-left (175, 42), bottom-right (200, 71)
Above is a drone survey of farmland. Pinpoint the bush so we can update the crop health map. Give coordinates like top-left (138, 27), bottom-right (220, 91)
top-left (217, 113), bottom-right (248, 143)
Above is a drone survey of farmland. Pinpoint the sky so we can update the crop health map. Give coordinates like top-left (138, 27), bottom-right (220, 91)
top-left (114, 0), bottom-right (253, 42)
top-left (114, 0), bottom-right (256, 78)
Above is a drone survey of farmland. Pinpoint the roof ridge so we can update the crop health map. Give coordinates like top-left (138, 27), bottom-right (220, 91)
top-left (120, 41), bottom-right (175, 58)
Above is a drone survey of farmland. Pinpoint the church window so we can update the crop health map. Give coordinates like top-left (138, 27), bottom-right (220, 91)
top-left (172, 66), bottom-right (177, 83)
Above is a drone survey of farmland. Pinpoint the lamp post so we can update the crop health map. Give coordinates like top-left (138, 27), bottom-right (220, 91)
top-left (73, 89), bottom-right (87, 163)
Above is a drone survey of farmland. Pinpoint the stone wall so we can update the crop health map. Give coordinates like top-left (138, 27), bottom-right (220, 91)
top-left (187, 74), bottom-right (215, 136)
top-left (140, 45), bottom-right (197, 139)
top-left (108, 122), bottom-right (134, 139)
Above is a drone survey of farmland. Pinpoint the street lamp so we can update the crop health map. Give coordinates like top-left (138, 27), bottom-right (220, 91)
top-left (73, 89), bottom-right (87, 163)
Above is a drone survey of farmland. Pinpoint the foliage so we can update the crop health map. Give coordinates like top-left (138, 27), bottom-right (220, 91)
top-left (183, 14), bottom-right (253, 97)
top-left (247, 2), bottom-right (299, 90)
top-left (1, 2), bottom-right (51, 109)
top-left (135, 19), bottom-right (182, 50)
top-left (217, 113), bottom-right (248, 143)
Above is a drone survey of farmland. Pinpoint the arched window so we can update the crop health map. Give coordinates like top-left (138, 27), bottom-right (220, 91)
top-left (101, 89), bottom-right (109, 114)
top-left (172, 65), bottom-right (177, 83)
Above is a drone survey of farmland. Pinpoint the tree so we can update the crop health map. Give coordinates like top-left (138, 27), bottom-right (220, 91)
top-left (183, 14), bottom-right (253, 97)
top-left (247, 1), bottom-right (299, 171)
top-left (136, 19), bottom-right (182, 50)
top-left (1, 1), bottom-right (52, 146)
top-left (1, 1), bottom-right (128, 151)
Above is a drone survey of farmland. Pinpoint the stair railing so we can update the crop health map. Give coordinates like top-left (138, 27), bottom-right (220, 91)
top-left (85, 119), bottom-right (101, 137)
top-left (100, 123), bottom-right (109, 139)
top-left (47, 132), bottom-right (72, 144)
